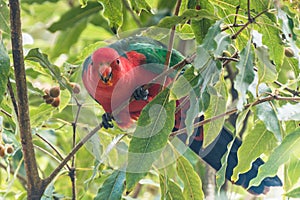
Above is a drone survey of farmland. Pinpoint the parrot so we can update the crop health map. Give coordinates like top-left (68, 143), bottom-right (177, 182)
top-left (82, 36), bottom-right (282, 195)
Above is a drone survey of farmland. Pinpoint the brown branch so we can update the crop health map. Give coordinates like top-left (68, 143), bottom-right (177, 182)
top-left (170, 94), bottom-right (300, 137)
top-left (42, 123), bottom-right (103, 187)
top-left (0, 108), bottom-right (12, 118)
top-left (9, 0), bottom-right (42, 199)
top-left (70, 102), bottom-right (82, 200)
top-left (164, 0), bottom-right (182, 70)
top-left (36, 133), bottom-right (71, 170)
top-left (231, 9), bottom-right (269, 39)
top-left (253, 66), bottom-right (300, 96)
top-left (7, 78), bottom-right (19, 117)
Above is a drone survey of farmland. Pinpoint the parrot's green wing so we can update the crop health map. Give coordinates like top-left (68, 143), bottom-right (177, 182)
top-left (109, 36), bottom-right (186, 76)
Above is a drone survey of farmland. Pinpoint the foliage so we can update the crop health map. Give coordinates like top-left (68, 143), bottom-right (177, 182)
top-left (0, 0), bottom-right (300, 199)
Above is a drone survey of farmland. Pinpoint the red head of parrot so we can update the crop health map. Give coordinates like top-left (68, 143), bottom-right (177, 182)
top-left (91, 47), bottom-right (122, 86)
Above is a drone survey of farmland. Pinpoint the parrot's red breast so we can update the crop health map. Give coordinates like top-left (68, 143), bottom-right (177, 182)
top-left (82, 47), bottom-right (173, 128)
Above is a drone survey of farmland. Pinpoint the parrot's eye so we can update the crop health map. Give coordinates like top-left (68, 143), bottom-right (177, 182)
top-left (116, 59), bottom-right (120, 65)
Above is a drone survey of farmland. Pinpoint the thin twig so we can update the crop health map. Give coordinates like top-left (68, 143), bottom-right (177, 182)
top-left (170, 94), bottom-right (300, 137)
top-left (36, 133), bottom-right (71, 170)
top-left (122, 0), bottom-right (142, 27)
top-left (70, 102), bottom-right (82, 200)
top-left (43, 123), bottom-right (102, 187)
top-left (234, 5), bottom-right (240, 25)
top-left (231, 9), bottom-right (269, 39)
top-left (253, 66), bottom-right (300, 96)
top-left (164, 0), bottom-right (182, 70)
top-left (0, 108), bottom-right (12, 118)
top-left (247, 0), bottom-right (252, 21)
top-left (7, 78), bottom-right (19, 118)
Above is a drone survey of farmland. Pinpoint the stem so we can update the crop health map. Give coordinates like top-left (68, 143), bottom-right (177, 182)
top-left (247, 0), bottom-right (252, 21)
top-left (122, 0), bottom-right (142, 27)
top-left (253, 66), bottom-right (300, 96)
top-left (231, 9), bottom-right (269, 39)
top-left (9, 0), bottom-right (42, 199)
top-left (164, 0), bottom-right (182, 70)
top-left (170, 94), bottom-right (300, 137)
top-left (43, 123), bottom-right (102, 187)
top-left (7, 78), bottom-right (19, 117)
top-left (70, 102), bottom-right (82, 200)
top-left (36, 133), bottom-right (71, 170)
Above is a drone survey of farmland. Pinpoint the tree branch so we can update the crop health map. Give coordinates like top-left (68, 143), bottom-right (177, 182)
top-left (42, 123), bottom-right (102, 187)
top-left (231, 9), bottom-right (269, 39)
top-left (170, 94), bottom-right (300, 137)
top-left (9, 0), bottom-right (42, 199)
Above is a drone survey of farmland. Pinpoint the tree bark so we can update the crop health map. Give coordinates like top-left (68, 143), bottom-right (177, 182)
top-left (9, 0), bottom-right (43, 199)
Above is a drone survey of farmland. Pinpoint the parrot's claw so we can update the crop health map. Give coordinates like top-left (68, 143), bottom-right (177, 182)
top-left (102, 113), bottom-right (114, 129)
top-left (133, 86), bottom-right (149, 100)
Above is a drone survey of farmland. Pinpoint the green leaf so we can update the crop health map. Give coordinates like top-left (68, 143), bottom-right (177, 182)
top-left (249, 128), bottom-right (300, 187)
top-left (176, 155), bottom-right (204, 200)
top-left (99, 0), bottom-right (123, 31)
top-left (25, 49), bottom-right (71, 91)
top-left (185, 91), bottom-right (199, 138)
top-left (190, 0), bottom-right (215, 44)
top-left (157, 9), bottom-right (217, 29)
top-left (129, 0), bottom-right (151, 14)
top-left (79, 0), bottom-right (89, 7)
top-left (201, 20), bottom-right (222, 51)
top-left (159, 174), bottom-right (185, 200)
top-left (94, 170), bottom-right (125, 200)
top-left (278, 8), bottom-right (300, 69)
top-left (52, 19), bottom-right (87, 58)
top-left (256, 46), bottom-right (278, 84)
top-left (0, 0), bottom-right (9, 33)
top-left (277, 103), bottom-right (300, 121)
top-left (232, 121), bottom-right (276, 182)
top-left (256, 102), bottom-right (282, 141)
top-left (216, 140), bottom-right (233, 192)
top-left (22, 0), bottom-right (59, 4)
top-left (235, 40), bottom-right (255, 109)
top-left (58, 89), bottom-right (71, 112)
top-left (176, 24), bottom-right (195, 40)
top-left (126, 89), bottom-right (175, 190)
top-left (0, 40), bottom-right (10, 104)
top-left (203, 78), bottom-right (228, 148)
top-left (48, 2), bottom-right (102, 32)
top-left (170, 66), bottom-right (200, 100)
top-left (30, 104), bottom-right (54, 127)
top-left (285, 187), bottom-right (300, 198)
top-left (259, 16), bottom-right (284, 70)
top-left (285, 154), bottom-right (300, 191)
top-left (194, 20), bottom-right (229, 94)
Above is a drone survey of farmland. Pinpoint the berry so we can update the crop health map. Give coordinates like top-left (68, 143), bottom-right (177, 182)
top-left (70, 82), bottom-right (81, 94)
top-left (49, 86), bottom-right (60, 98)
top-left (43, 94), bottom-right (50, 100)
top-left (285, 47), bottom-right (294, 57)
top-left (45, 96), bottom-right (54, 104)
top-left (51, 97), bottom-right (60, 107)
top-left (44, 88), bottom-right (50, 95)
top-left (5, 144), bottom-right (14, 154)
top-left (0, 145), bottom-right (5, 157)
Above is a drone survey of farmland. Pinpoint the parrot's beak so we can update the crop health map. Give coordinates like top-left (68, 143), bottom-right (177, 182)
top-left (99, 66), bottom-right (113, 86)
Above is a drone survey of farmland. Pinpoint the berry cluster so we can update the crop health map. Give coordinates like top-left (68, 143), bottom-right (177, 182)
top-left (0, 143), bottom-right (14, 158)
top-left (43, 86), bottom-right (61, 107)
top-left (42, 83), bottom-right (81, 107)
